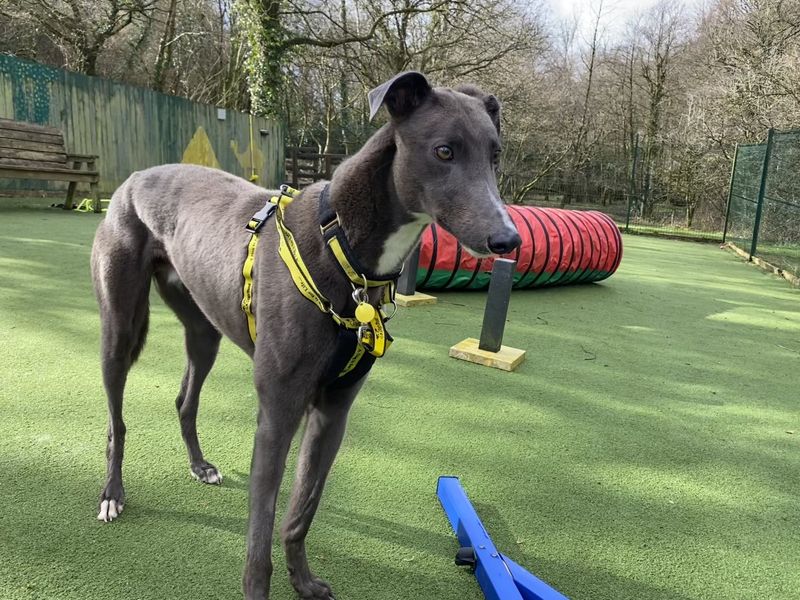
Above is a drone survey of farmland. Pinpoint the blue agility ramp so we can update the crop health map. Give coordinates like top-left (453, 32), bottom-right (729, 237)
top-left (436, 476), bottom-right (569, 600)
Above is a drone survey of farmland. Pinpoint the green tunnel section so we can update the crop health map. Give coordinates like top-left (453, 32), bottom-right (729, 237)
top-left (416, 206), bottom-right (623, 290)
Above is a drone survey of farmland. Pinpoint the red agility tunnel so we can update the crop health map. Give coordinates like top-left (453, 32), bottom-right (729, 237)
top-left (416, 206), bottom-right (622, 290)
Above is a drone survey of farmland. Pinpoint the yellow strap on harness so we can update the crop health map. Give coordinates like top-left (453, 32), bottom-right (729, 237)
top-left (326, 236), bottom-right (396, 289)
top-left (241, 187), bottom-right (297, 343)
top-left (241, 233), bottom-right (260, 342)
top-left (241, 184), bottom-right (393, 361)
top-left (359, 309), bottom-right (391, 357)
top-left (275, 206), bottom-right (361, 330)
top-left (338, 343), bottom-right (366, 378)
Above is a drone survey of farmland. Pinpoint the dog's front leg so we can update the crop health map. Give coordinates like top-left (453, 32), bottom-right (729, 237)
top-left (243, 374), bottom-right (310, 600)
top-left (281, 380), bottom-right (363, 600)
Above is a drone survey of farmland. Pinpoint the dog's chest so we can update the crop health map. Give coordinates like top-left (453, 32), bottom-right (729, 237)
top-left (376, 213), bottom-right (432, 274)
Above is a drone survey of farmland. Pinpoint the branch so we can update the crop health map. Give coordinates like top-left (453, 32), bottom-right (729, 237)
top-left (281, 2), bottom-right (452, 51)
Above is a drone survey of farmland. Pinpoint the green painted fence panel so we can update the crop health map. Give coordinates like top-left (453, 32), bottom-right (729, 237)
top-left (0, 55), bottom-right (284, 195)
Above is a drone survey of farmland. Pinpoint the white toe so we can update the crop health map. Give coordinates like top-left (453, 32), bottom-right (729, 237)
top-left (98, 499), bottom-right (109, 522)
top-left (191, 467), bottom-right (223, 484)
top-left (98, 499), bottom-right (123, 522)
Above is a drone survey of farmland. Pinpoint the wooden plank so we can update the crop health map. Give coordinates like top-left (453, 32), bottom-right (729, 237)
top-left (723, 243), bottom-right (800, 288)
top-left (0, 127), bottom-right (63, 145)
top-left (0, 118), bottom-right (61, 136)
top-left (0, 157), bottom-right (70, 170)
top-left (0, 166), bottom-right (98, 182)
top-left (449, 338), bottom-right (526, 372)
top-left (0, 137), bottom-right (65, 153)
top-left (395, 292), bottom-right (438, 307)
top-left (0, 148), bottom-right (67, 163)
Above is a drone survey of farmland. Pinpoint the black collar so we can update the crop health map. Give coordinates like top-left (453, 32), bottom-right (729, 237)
top-left (318, 183), bottom-right (402, 286)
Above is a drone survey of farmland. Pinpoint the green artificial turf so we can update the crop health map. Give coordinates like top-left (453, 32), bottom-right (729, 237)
top-left (1, 199), bottom-right (799, 600)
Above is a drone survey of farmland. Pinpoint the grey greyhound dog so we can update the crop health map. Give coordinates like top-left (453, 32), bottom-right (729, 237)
top-left (90, 71), bottom-right (521, 599)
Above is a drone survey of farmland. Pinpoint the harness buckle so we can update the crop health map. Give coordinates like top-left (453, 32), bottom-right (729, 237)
top-left (358, 324), bottom-right (374, 352)
top-left (320, 215), bottom-right (340, 236)
top-left (246, 218), bottom-right (264, 233)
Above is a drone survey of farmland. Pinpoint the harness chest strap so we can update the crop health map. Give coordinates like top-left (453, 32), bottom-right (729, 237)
top-left (241, 200), bottom-right (278, 342)
top-left (274, 202), bottom-right (361, 330)
top-left (240, 184), bottom-right (394, 369)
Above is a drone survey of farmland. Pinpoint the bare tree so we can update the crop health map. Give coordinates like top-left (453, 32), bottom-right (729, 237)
top-left (637, 0), bottom-right (685, 215)
top-left (3, 0), bottom-right (155, 75)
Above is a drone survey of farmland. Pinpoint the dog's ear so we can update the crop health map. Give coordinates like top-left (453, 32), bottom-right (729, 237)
top-left (368, 71), bottom-right (432, 121)
top-left (455, 84), bottom-right (501, 135)
top-left (484, 95), bottom-right (501, 135)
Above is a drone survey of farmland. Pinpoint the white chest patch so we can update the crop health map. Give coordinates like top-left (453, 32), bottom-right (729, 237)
top-left (377, 213), bottom-right (432, 275)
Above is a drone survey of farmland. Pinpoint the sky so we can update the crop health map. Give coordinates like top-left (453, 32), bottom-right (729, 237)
top-left (547, 0), bottom-right (667, 20)
top-left (544, 0), bottom-right (707, 41)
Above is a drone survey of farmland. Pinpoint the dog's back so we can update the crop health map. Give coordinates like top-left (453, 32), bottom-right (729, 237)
top-left (93, 164), bottom-right (276, 348)
top-left (101, 164), bottom-right (269, 241)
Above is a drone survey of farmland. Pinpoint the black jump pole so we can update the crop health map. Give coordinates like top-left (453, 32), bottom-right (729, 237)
top-left (479, 258), bottom-right (516, 353)
top-left (397, 243), bottom-right (421, 296)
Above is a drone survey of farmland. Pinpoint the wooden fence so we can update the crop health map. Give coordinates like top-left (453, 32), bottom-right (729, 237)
top-left (285, 147), bottom-right (347, 188)
top-left (0, 54), bottom-right (284, 196)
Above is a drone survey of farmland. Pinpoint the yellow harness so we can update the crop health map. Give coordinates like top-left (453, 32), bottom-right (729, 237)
top-left (241, 184), bottom-right (397, 382)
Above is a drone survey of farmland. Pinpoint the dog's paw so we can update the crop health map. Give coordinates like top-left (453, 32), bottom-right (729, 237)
top-left (190, 462), bottom-right (223, 485)
top-left (97, 498), bottom-right (124, 522)
top-left (97, 481), bottom-right (125, 523)
top-left (293, 575), bottom-right (335, 600)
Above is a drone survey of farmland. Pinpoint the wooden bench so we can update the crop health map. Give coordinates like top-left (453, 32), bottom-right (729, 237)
top-left (0, 118), bottom-right (101, 212)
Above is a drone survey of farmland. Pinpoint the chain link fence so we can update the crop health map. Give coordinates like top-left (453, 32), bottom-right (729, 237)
top-left (509, 136), bottom-right (729, 242)
top-left (724, 129), bottom-right (800, 281)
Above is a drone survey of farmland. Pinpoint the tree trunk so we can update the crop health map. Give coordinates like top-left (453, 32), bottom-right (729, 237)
top-left (153, 0), bottom-right (179, 93)
top-left (241, 0), bottom-right (284, 116)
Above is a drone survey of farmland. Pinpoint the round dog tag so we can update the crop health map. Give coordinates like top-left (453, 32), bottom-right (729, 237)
top-left (355, 302), bottom-right (376, 324)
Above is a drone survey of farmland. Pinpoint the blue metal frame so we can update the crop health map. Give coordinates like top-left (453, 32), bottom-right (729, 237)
top-left (437, 476), bottom-right (569, 600)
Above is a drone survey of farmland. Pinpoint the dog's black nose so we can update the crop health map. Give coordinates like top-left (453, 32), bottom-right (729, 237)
top-left (487, 231), bottom-right (521, 255)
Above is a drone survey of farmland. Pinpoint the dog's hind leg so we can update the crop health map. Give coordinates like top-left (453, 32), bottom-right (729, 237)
top-left (91, 219), bottom-right (152, 522)
top-left (281, 381), bottom-right (363, 600)
top-left (153, 265), bottom-right (223, 484)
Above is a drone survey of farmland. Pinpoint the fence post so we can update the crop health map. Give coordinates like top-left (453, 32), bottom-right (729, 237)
top-left (750, 128), bottom-right (775, 260)
top-left (291, 147), bottom-right (298, 188)
top-left (625, 132), bottom-right (639, 232)
top-left (722, 143), bottom-right (740, 244)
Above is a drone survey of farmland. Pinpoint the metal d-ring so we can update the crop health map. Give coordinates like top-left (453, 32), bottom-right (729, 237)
top-left (383, 300), bottom-right (398, 320)
top-left (351, 285), bottom-right (369, 305)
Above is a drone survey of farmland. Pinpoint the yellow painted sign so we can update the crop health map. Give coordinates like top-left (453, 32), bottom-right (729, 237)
top-left (181, 126), bottom-right (220, 168)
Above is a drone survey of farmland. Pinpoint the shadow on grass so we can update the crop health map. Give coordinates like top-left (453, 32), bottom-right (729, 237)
top-left (2, 209), bottom-right (799, 600)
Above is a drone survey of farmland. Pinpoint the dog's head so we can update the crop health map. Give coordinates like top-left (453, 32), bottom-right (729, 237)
top-left (369, 71), bottom-right (520, 257)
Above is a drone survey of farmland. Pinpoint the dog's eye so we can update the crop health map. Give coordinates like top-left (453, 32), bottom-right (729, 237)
top-left (434, 145), bottom-right (454, 161)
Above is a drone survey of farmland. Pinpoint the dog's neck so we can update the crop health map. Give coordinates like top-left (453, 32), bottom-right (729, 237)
top-left (328, 125), bottom-right (430, 277)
